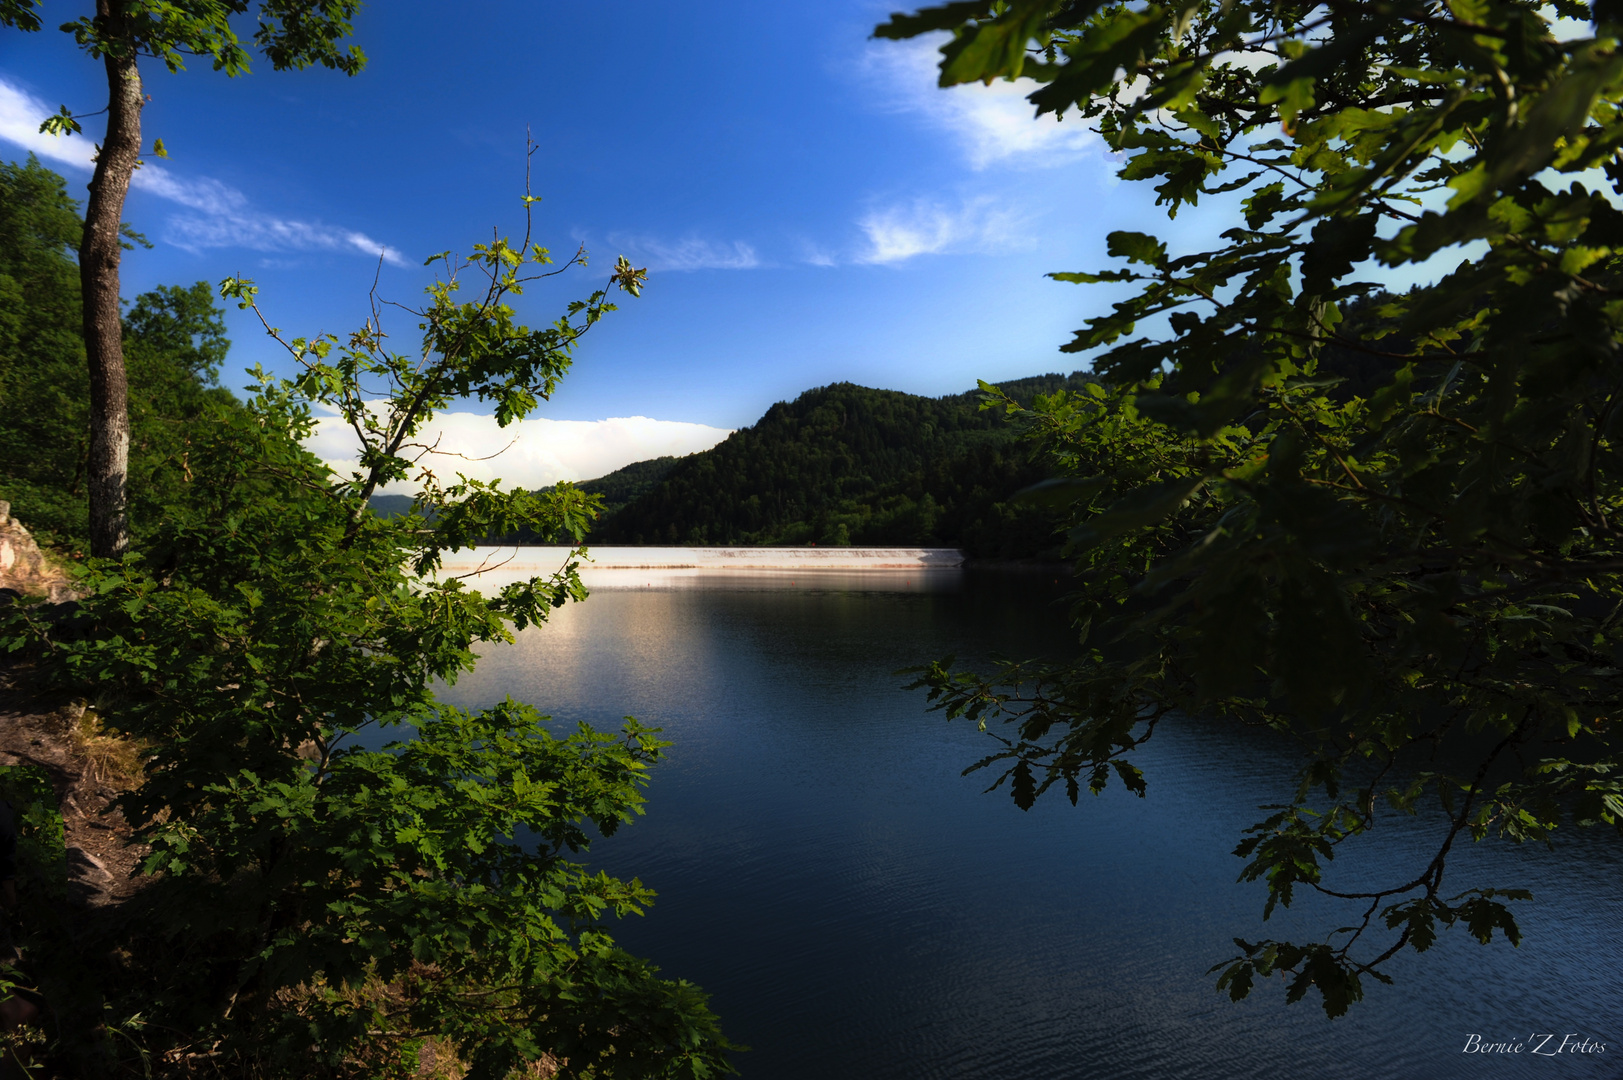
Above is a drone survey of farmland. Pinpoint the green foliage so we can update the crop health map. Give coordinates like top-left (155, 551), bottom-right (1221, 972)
top-left (0, 0), bottom-right (366, 82)
top-left (0, 766), bottom-right (65, 1047)
top-left (0, 765), bottom-right (64, 909)
top-left (595, 374), bottom-right (1095, 556)
top-left (1, 174), bottom-right (735, 1076)
top-left (0, 157), bottom-right (241, 551)
top-left (0, 155), bottom-right (82, 423)
top-left (886, 0), bottom-right (1623, 1014)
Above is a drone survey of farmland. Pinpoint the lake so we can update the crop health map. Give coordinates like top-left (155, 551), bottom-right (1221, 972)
top-left (433, 548), bottom-right (1621, 1079)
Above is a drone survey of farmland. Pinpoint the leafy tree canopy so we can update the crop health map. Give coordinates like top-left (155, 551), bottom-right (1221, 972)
top-left (883, 0), bottom-right (1623, 1016)
top-left (0, 156), bottom-right (239, 551)
top-left (3, 0), bottom-right (364, 92)
top-left (1, 161), bottom-right (730, 1076)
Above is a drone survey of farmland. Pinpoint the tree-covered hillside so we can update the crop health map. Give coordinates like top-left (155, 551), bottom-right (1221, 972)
top-left (0, 156), bottom-right (241, 550)
top-left (592, 373), bottom-right (1093, 556)
top-left (581, 454), bottom-right (682, 518)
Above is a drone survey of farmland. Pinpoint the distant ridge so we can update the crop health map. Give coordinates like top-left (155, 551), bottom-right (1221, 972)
top-left (592, 373), bottom-right (1091, 558)
top-left (368, 494), bottom-right (419, 519)
top-left (371, 373), bottom-right (1091, 559)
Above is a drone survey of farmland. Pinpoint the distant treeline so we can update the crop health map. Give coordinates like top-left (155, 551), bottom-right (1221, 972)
top-left (373, 375), bottom-right (1091, 557)
top-left (450, 373), bottom-right (1083, 557)
top-left (592, 374), bottom-right (1096, 555)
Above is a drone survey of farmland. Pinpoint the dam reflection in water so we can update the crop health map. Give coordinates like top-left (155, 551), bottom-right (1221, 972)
top-left (433, 550), bottom-right (1621, 1080)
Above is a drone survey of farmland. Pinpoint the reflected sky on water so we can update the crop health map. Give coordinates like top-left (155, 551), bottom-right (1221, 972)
top-left (435, 560), bottom-right (1622, 1080)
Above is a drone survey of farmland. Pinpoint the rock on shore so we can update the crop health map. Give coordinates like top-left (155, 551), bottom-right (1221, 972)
top-left (0, 502), bottom-right (75, 603)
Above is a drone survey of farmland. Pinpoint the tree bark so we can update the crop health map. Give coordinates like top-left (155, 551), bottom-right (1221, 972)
top-left (80, 1), bottom-right (141, 559)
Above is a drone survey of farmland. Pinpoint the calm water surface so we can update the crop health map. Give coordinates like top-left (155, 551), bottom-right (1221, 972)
top-left (435, 562), bottom-right (1621, 1080)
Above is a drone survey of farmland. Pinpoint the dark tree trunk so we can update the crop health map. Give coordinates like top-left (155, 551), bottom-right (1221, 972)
top-left (80, 1), bottom-right (141, 559)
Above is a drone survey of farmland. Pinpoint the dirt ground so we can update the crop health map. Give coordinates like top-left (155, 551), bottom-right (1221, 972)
top-left (0, 669), bottom-right (146, 911)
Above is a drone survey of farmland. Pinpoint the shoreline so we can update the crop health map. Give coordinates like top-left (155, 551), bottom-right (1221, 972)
top-left (439, 545), bottom-right (969, 571)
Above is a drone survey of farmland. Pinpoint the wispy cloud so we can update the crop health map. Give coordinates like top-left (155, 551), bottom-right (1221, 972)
top-left (860, 36), bottom-right (1098, 170)
top-left (856, 195), bottom-right (1028, 264)
top-left (162, 203), bottom-right (408, 266)
top-left (605, 233), bottom-right (760, 271)
top-left (306, 411), bottom-right (733, 493)
top-left (797, 241), bottom-right (839, 268)
top-left (0, 75), bottom-right (407, 266)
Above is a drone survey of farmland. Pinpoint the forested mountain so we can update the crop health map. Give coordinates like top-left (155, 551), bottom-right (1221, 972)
top-left (377, 377), bottom-right (1086, 555)
top-left (590, 373), bottom-right (1094, 556)
top-left (578, 454), bottom-right (682, 517)
top-left (0, 156), bottom-right (241, 550)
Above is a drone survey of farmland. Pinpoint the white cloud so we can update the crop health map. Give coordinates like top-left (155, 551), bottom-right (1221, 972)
top-left (162, 206), bottom-right (407, 266)
top-left (306, 411), bottom-right (733, 492)
top-left (861, 36), bottom-right (1098, 170)
top-left (606, 233), bottom-right (760, 271)
top-left (0, 79), bottom-right (97, 171)
top-left (856, 195), bottom-right (1028, 264)
top-left (0, 75), bottom-right (406, 266)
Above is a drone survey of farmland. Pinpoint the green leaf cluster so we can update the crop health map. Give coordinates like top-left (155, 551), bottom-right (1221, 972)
top-left (884, 0), bottom-right (1623, 1014)
top-left (0, 0), bottom-right (366, 79)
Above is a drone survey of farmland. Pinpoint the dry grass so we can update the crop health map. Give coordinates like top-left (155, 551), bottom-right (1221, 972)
top-left (67, 706), bottom-right (146, 789)
top-left (409, 1039), bottom-right (559, 1080)
top-left (410, 1036), bottom-right (467, 1080)
top-left (509, 1056), bottom-right (560, 1079)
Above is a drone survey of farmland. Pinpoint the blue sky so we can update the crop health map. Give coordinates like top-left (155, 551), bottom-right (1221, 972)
top-left (2, 1), bottom-right (1204, 484)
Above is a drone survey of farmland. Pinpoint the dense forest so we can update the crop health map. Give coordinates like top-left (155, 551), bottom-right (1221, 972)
top-left (580, 454), bottom-right (683, 517)
top-left (393, 375), bottom-right (1092, 558)
top-left (584, 374), bottom-right (1093, 556)
top-left (0, 156), bottom-right (240, 550)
